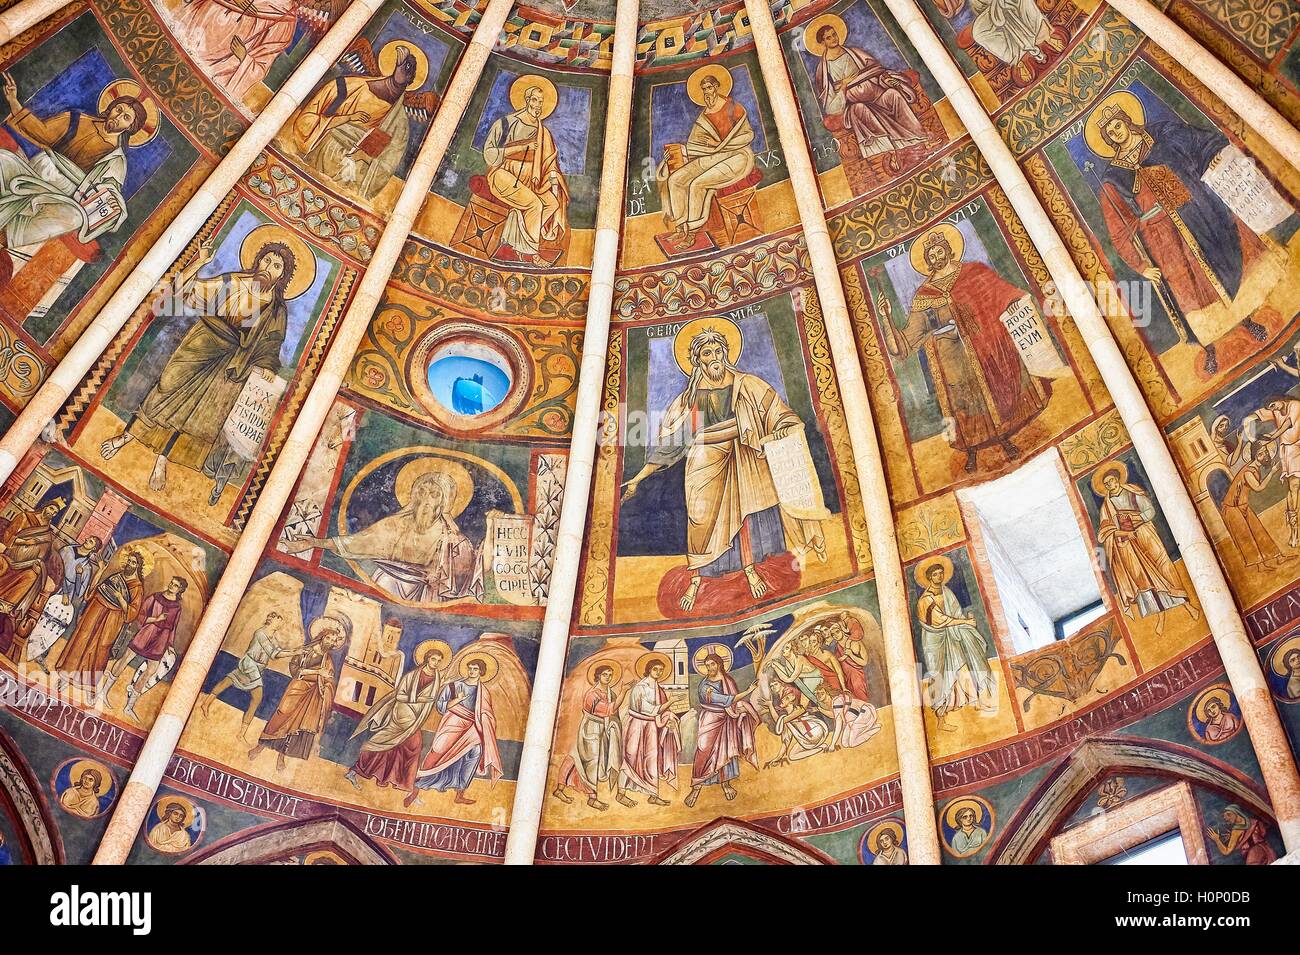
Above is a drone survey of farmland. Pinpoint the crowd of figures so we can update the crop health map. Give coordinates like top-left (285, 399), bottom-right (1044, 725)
top-left (0, 498), bottom-right (190, 721)
top-left (552, 613), bottom-right (884, 812)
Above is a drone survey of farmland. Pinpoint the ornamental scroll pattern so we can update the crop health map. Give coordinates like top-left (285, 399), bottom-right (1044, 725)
top-left (1179, 0), bottom-right (1300, 61)
top-left (578, 329), bottom-right (622, 627)
top-left (614, 236), bottom-right (811, 320)
top-left (829, 142), bottom-right (992, 263)
top-left (1059, 410), bottom-right (1131, 474)
top-left (1170, 0), bottom-right (1300, 124)
top-left (391, 240), bottom-right (591, 321)
top-left (98, 0), bottom-right (246, 154)
top-left (994, 8), bottom-right (1141, 157)
top-left (798, 286), bottom-right (870, 569)
top-left (245, 152), bottom-right (383, 265)
top-left (0, 325), bottom-right (45, 408)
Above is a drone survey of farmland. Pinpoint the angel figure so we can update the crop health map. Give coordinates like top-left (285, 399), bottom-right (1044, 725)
top-left (287, 38), bottom-right (438, 200)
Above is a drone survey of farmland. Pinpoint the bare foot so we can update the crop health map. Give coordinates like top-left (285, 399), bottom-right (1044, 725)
top-left (453, 792), bottom-right (475, 805)
top-left (99, 432), bottom-right (133, 460)
top-left (744, 566), bottom-right (768, 599)
top-left (679, 578), bottom-right (701, 612)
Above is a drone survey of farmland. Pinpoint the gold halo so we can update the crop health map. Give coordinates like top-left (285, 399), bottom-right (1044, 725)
top-left (310, 614), bottom-right (350, 643)
top-left (1194, 685), bottom-right (1233, 723)
top-left (867, 818), bottom-right (904, 854)
top-left (68, 759), bottom-right (111, 796)
top-left (910, 223), bottom-right (964, 276)
top-left (943, 796), bottom-right (987, 831)
top-left (98, 79), bottom-right (159, 147)
top-left (509, 74), bottom-right (558, 119)
top-left (378, 39), bottom-right (430, 90)
top-left (692, 642), bottom-right (733, 674)
top-left (686, 64), bottom-right (733, 106)
top-left (118, 544), bottom-right (152, 578)
top-left (803, 13), bottom-right (847, 57)
top-left (459, 653), bottom-right (499, 683)
top-left (1085, 90), bottom-right (1145, 161)
top-left (1270, 635), bottom-right (1300, 678)
top-left (156, 796), bottom-right (196, 828)
top-left (239, 223), bottom-right (318, 300)
top-left (586, 658), bottom-right (622, 685)
top-left (636, 650), bottom-right (672, 679)
top-left (394, 455), bottom-right (474, 517)
top-left (415, 639), bottom-right (452, 666)
top-left (1090, 459), bottom-right (1129, 497)
top-left (914, 554), bottom-right (953, 587)
top-left (673, 315), bottom-right (743, 376)
top-left (304, 849), bottom-right (347, 865)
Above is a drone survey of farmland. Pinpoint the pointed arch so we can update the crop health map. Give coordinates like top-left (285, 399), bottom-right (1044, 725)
top-left (183, 814), bottom-right (395, 866)
top-left (652, 817), bottom-right (834, 865)
top-left (986, 736), bottom-right (1273, 865)
top-left (0, 730), bottom-right (61, 864)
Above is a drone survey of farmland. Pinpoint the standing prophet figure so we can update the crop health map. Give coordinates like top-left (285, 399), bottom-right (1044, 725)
top-left (621, 323), bottom-right (827, 613)
top-left (1093, 462), bottom-right (1199, 634)
top-left (880, 225), bottom-right (1050, 472)
top-left (99, 226), bottom-right (315, 504)
top-left (915, 558), bottom-right (995, 731)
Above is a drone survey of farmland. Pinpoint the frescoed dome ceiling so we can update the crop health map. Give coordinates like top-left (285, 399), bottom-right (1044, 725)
top-left (0, 0), bottom-right (1295, 868)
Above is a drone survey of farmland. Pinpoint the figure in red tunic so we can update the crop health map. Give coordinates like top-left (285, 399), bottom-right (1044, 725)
top-left (346, 639), bottom-right (447, 796)
top-left (880, 224), bottom-right (1051, 471)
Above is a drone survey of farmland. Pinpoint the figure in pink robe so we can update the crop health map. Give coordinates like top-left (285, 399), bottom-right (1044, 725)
top-left (171, 0), bottom-right (315, 101)
top-left (407, 658), bottom-right (501, 806)
top-left (684, 652), bottom-right (757, 807)
top-left (619, 659), bottom-right (681, 806)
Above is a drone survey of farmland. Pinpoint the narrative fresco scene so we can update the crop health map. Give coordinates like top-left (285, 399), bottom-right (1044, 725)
top-left (0, 0), bottom-right (1298, 867)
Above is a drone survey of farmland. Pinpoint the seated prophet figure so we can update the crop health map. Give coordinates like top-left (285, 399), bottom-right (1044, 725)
top-left (657, 68), bottom-right (755, 248)
top-left (290, 42), bottom-right (427, 200)
top-left (0, 72), bottom-right (151, 256)
top-left (811, 22), bottom-right (927, 160)
top-left (481, 80), bottom-right (568, 265)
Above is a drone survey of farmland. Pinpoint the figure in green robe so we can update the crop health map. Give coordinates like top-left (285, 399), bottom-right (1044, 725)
top-left (98, 233), bottom-right (297, 504)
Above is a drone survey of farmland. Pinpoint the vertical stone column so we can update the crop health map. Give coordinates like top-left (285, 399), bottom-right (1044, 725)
top-left (743, 0), bottom-right (942, 864)
top-left (0, 0), bottom-right (392, 484)
top-left (881, 0), bottom-right (1300, 851)
top-left (502, 0), bottom-right (637, 867)
top-left (90, 0), bottom-right (516, 865)
top-left (1105, 0), bottom-right (1300, 170)
top-left (0, 0), bottom-right (76, 44)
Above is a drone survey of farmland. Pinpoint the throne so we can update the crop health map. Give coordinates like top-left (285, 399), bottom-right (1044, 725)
top-left (655, 143), bottom-right (765, 259)
top-left (449, 174), bottom-right (568, 266)
top-left (823, 70), bottom-right (947, 196)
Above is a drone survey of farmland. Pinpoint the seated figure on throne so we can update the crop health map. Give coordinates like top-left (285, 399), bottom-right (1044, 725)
top-left (656, 65), bottom-right (760, 255)
top-left (451, 75), bottom-right (569, 266)
top-left (806, 14), bottom-right (928, 174)
top-left (0, 73), bottom-right (158, 288)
